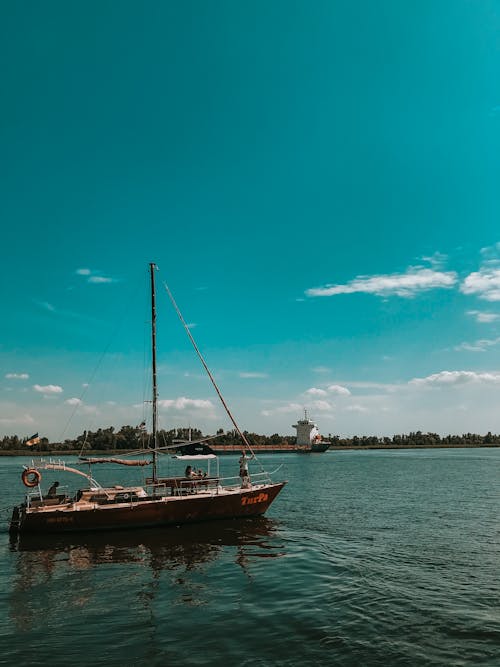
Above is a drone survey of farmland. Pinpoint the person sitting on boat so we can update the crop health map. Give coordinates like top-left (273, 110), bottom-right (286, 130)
top-left (185, 465), bottom-right (193, 478)
top-left (47, 481), bottom-right (60, 498)
top-left (239, 453), bottom-right (252, 489)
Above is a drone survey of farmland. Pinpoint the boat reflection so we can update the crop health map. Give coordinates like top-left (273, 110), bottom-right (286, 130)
top-left (8, 518), bottom-right (284, 632)
top-left (9, 517), bottom-right (284, 573)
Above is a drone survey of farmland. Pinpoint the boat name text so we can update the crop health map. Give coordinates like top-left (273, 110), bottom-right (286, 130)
top-left (241, 492), bottom-right (269, 506)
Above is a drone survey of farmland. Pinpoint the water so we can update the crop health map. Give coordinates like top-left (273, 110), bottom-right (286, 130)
top-left (1, 448), bottom-right (500, 666)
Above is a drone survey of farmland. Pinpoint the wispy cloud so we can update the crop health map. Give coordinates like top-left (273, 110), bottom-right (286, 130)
top-left (467, 310), bottom-right (500, 323)
top-left (409, 370), bottom-right (500, 387)
top-left (88, 275), bottom-right (115, 284)
top-left (262, 402), bottom-right (303, 417)
top-left (308, 400), bottom-right (334, 411)
top-left (312, 366), bottom-right (331, 374)
top-left (0, 413), bottom-right (34, 425)
top-left (420, 252), bottom-right (448, 269)
top-left (76, 268), bottom-right (117, 284)
top-left (239, 372), bottom-right (268, 379)
top-left (454, 337), bottom-right (500, 353)
top-left (343, 380), bottom-right (399, 392)
top-left (33, 384), bottom-right (63, 395)
top-left (35, 300), bottom-right (56, 312)
top-left (479, 242), bottom-right (500, 262)
top-left (306, 267), bottom-right (457, 298)
top-left (5, 373), bottom-right (29, 380)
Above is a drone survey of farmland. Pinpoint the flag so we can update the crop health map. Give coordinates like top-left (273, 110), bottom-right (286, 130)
top-left (25, 433), bottom-right (41, 447)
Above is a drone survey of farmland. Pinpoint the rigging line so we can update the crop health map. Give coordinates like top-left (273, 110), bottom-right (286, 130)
top-left (162, 280), bottom-right (262, 468)
top-left (60, 290), bottom-right (135, 454)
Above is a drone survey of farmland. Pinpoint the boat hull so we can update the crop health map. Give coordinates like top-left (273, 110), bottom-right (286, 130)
top-left (310, 442), bottom-right (330, 453)
top-left (10, 482), bottom-right (286, 534)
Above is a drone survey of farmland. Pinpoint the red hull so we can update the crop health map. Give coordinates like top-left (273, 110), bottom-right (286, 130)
top-left (12, 482), bottom-right (286, 533)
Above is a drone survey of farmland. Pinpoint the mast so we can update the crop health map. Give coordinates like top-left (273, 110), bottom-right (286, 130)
top-left (150, 262), bottom-right (158, 482)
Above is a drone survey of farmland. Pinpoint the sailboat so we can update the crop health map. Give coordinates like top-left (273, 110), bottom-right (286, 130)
top-left (9, 264), bottom-right (286, 534)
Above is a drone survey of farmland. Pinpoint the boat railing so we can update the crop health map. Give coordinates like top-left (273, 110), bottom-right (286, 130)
top-left (145, 475), bottom-right (222, 497)
top-left (25, 484), bottom-right (71, 508)
top-left (144, 468), bottom-right (275, 496)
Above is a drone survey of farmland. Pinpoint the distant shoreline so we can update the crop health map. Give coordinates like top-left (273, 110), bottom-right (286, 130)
top-left (2, 442), bottom-right (500, 456)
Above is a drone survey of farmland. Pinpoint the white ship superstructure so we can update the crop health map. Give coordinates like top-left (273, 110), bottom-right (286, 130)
top-left (292, 411), bottom-right (330, 452)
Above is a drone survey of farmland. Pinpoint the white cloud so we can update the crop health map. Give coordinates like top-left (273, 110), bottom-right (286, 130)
top-left (306, 267), bottom-right (457, 298)
top-left (409, 370), bottom-right (500, 387)
top-left (88, 275), bottom-right (114, 284)
top-left (239, 372), bottom-right (268, 379)
top-left (158, 397), bottom-right (214, 411)
top-left (467, 310), bottom-right (500, 323)
top-left (306, 384), bottom-right (350, 397)
top-left (33, 384), bottom-right (63, 395)
top-left (305, 387), bottom-right (328, 397)
top-left (327, 384), bottom-right (351, 396)
top-left (76, 268), bottom-right (117, 284)
top-left (461, 269), bottom-right (500, 301)
top-left (454, 337), bottom-right (500, 353)
top-left (5, 373), bottom-right (29, 380)
top-left (344, 405), bottom-right (369, 413)
top-left (65, 397), bottom-right (83, 406)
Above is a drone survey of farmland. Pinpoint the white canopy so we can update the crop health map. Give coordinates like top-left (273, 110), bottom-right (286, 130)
top-left (172, 454), bottom-right (217, 460)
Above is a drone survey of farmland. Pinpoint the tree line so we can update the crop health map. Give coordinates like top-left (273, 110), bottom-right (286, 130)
top-left (0, 426), bottom-right (499, 452)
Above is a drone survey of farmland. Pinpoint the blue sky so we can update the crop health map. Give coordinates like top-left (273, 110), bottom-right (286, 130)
top-left (1, 1), bottom-right (500, 440)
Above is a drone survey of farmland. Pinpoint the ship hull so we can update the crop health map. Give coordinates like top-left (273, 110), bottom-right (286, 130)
top-left (10, 482), bottom-right (286, 534)
top-left (310, 443), bottom-right (330, 453)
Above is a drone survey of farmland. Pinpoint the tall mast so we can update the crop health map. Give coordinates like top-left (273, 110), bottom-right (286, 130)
top-left (150, 262), bottom-right (158, 482)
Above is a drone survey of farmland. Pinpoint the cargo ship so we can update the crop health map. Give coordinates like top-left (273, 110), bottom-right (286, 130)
top-left (207, 411), bottom-right (330, 454)
top-left (292, 411), bottom-right (330, 452)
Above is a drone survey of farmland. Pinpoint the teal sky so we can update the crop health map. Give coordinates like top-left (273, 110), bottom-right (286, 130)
top-left (2, 1), bottom-right (500, 440)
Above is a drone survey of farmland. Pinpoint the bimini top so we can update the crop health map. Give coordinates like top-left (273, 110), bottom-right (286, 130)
top-left (172, 454), bottom-right (217, 460)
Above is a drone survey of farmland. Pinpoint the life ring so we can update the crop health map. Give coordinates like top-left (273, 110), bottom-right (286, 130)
top-left (22, 468), bottom-right (41, 488)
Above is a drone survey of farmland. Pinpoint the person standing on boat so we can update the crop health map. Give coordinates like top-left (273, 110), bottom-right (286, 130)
top-left (239, 453), bottom-right (252, 489)
top-left (47, 481), bottom-right (59, 498)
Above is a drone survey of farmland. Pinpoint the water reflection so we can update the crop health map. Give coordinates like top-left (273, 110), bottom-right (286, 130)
top-left (8, 518), bottom-right (285, 632)
top-left (9, 517), bottom-right (283, 573)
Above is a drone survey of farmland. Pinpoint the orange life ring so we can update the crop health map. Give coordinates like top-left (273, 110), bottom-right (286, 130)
top-left (22, 468), bottom-right (41, 488)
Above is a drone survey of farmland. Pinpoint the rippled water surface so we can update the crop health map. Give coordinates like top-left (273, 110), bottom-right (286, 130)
top-left (1, 449), bottom-right (500, 666)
